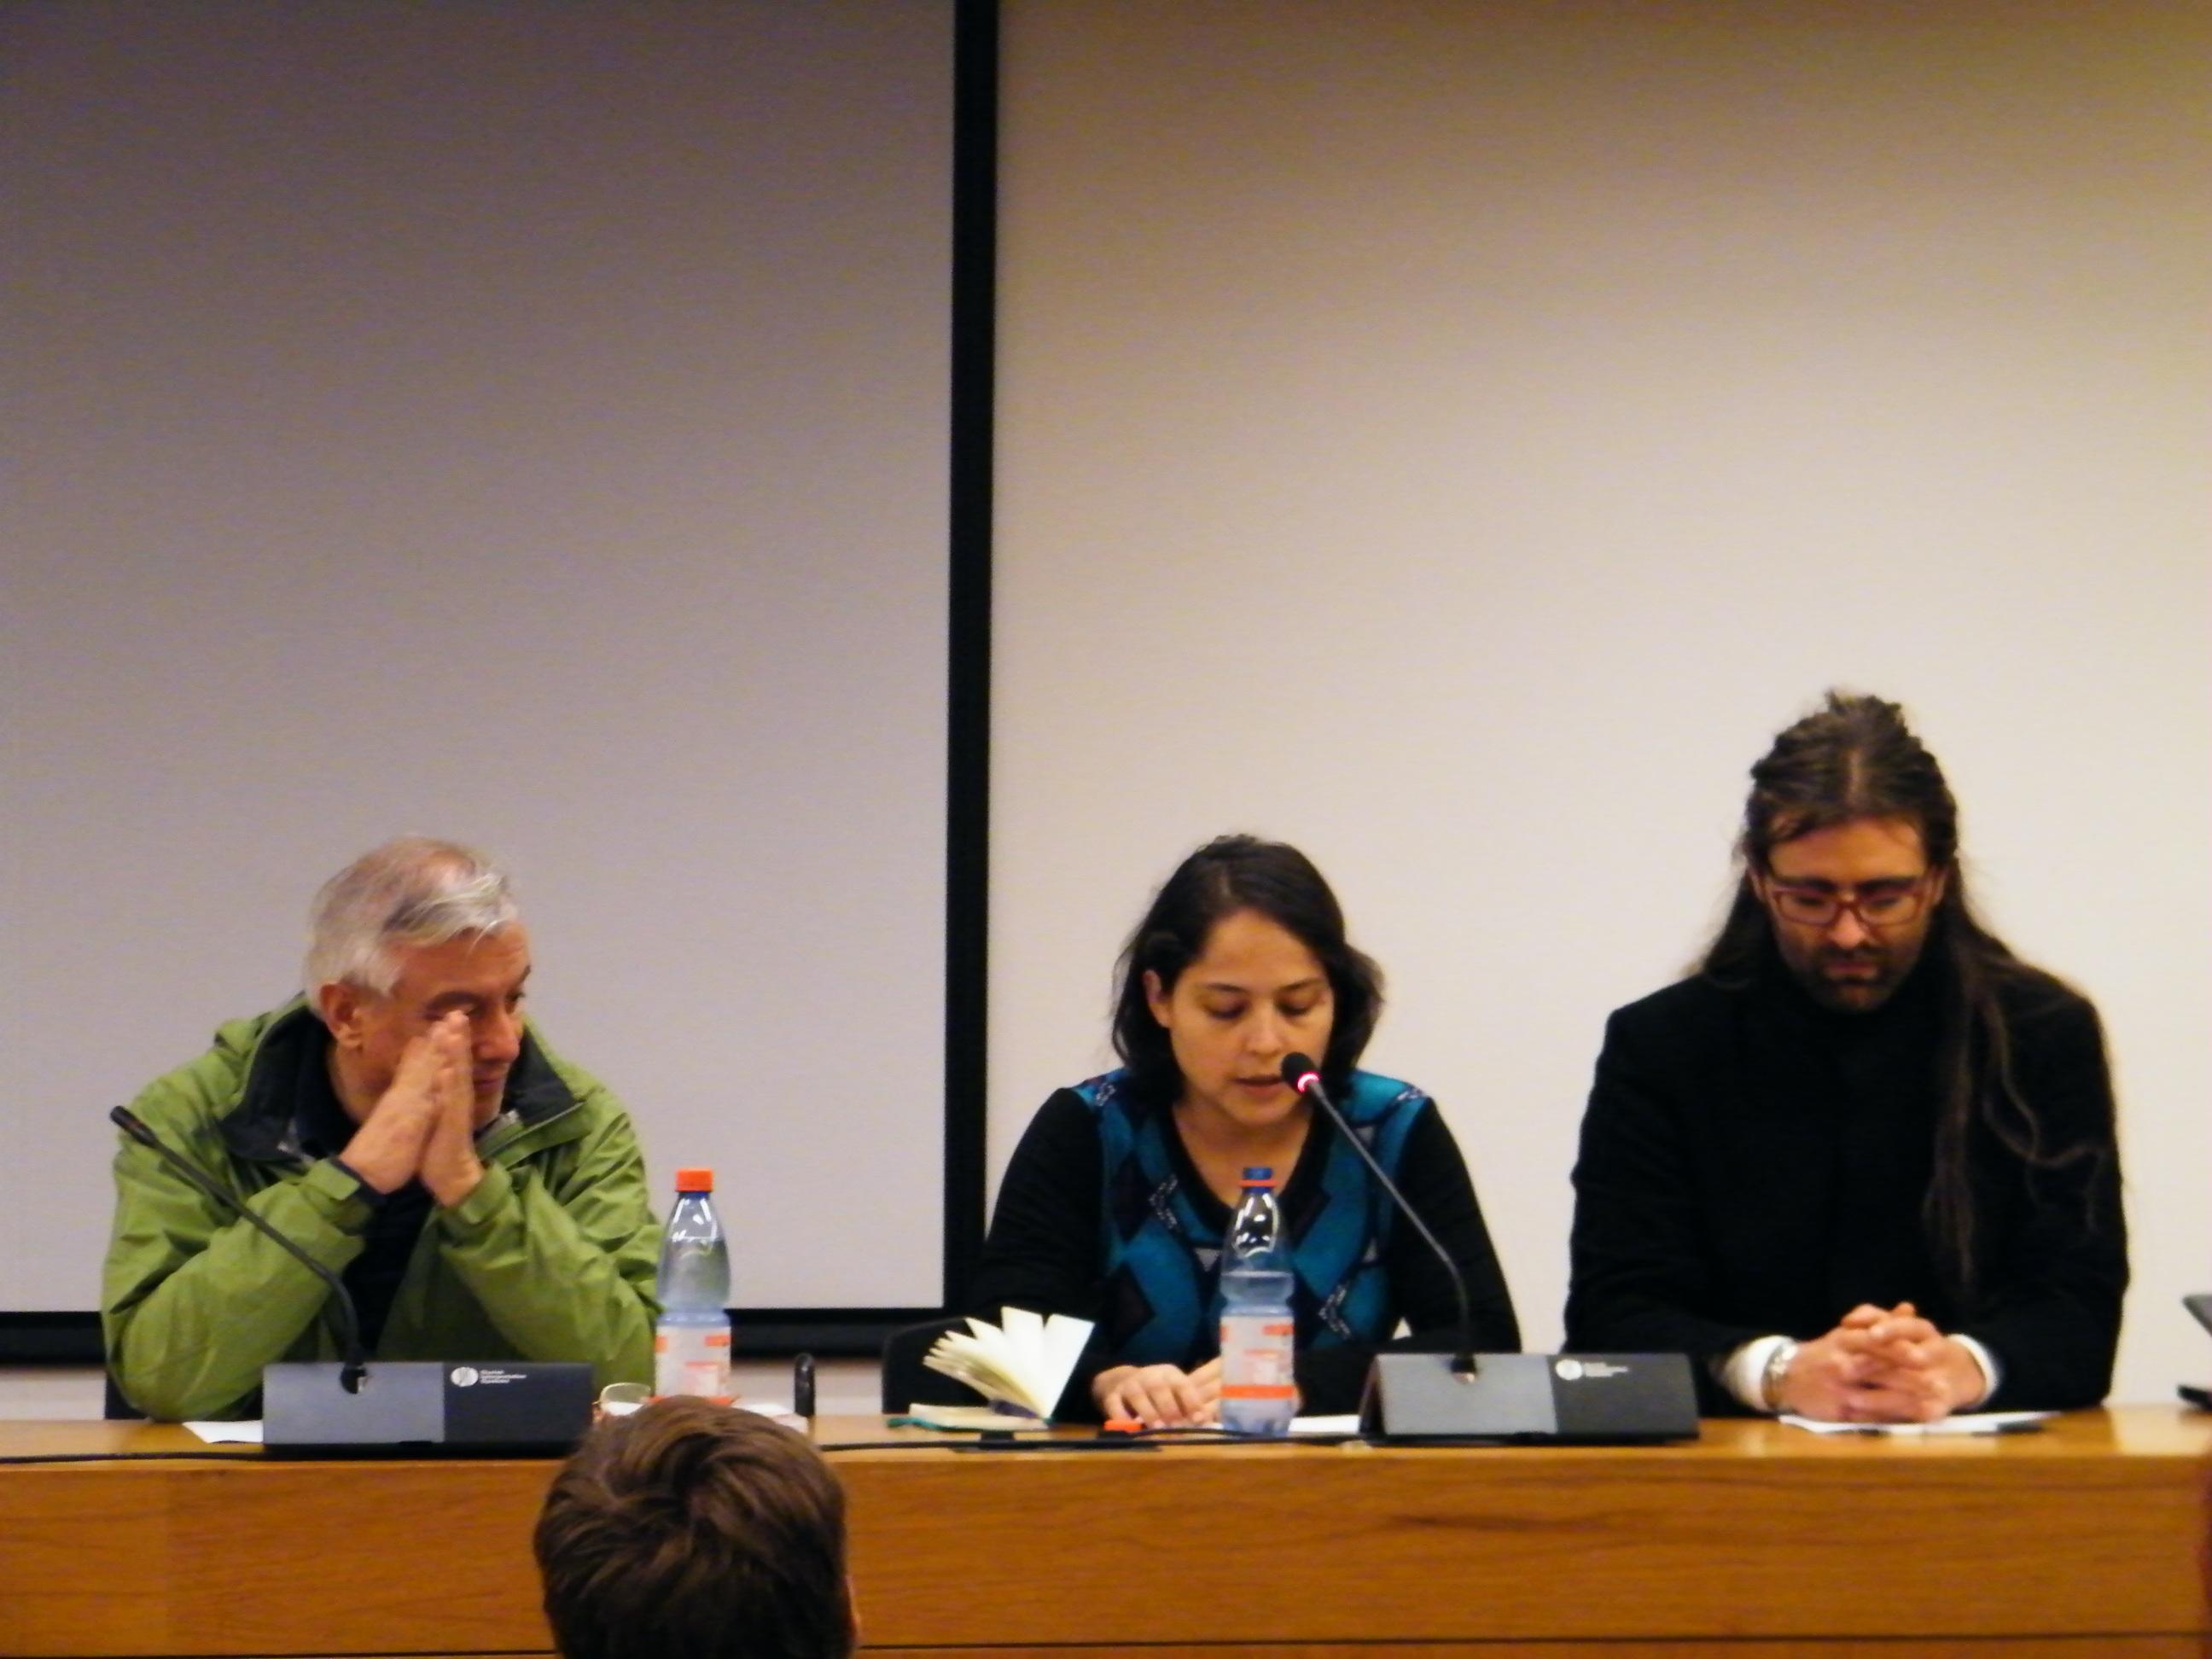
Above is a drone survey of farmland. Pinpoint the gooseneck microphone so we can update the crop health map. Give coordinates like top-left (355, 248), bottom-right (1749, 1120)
top-left (1278, 1057), bottom-right (1699, 1442)
top-left (109, 1104), bottom-right (370, 1394)
top-left (1280, 1054), bottom-right (1478, 1377)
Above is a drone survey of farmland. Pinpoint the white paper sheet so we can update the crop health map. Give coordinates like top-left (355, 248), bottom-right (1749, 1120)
top-left (184, 1420), bottom-right (265, 1444)
top-left (1780, 1410), bottom-right (2053, 1437)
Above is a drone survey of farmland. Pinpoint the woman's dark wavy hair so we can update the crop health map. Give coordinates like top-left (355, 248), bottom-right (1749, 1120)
top-left (1110, 835), bottom-right (1383, 1108)
top-left (1702, 690), bottom-right (2112, 1298)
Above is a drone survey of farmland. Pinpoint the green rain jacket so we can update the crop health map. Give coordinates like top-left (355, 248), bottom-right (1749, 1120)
top-left (102, 1000), bottom-right (662, 1420)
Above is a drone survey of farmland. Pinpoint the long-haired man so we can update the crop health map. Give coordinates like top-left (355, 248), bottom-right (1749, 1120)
top-left (1565, 693), bottom-right (2125, 1421)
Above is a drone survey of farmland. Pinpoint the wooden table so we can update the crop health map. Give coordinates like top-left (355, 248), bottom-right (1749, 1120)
top-left (2, 1410), bottom-right (2206, 1657)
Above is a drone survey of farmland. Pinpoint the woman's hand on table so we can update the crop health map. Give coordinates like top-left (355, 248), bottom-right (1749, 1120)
top-left (1092, 1358), bottom-right (1223, 1427)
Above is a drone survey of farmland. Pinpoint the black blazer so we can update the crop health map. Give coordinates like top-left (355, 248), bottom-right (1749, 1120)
top-left (1563, 944), bottom-right (2125, 1414)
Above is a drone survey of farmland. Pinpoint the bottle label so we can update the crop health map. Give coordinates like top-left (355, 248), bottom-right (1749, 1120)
top-left (655, 1321), bottom-right (733, 1402)
top-left (1220, 1312), bottom-right (1296, 1400)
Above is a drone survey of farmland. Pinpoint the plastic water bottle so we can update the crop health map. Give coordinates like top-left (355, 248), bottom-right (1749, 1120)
top-left (655, 1167), bottom-right (732, 1400)
top-left (1219, 1166), bottom-right (1296, 1436)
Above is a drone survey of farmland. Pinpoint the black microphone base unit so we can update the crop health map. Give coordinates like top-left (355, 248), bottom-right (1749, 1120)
top-left (262, 1360), bottom-right (595, 1458)
top-left (1359, 1352), bottom-right (1700, 1444)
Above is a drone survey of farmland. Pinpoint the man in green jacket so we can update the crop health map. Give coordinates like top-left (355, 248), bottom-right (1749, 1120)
top-left (102, 837), bottom-right (662, 1420)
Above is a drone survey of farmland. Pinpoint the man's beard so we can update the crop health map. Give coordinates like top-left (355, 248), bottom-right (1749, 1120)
top-left (1782, 940), bottom-right (1917, 1012)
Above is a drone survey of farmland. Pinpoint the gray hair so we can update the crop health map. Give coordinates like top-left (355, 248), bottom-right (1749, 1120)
top-left (303, 836), bottom-right (521, 1012)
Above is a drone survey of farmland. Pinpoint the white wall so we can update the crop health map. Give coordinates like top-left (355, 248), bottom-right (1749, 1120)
top-left (989, 0), bottom-right (2210, 1403)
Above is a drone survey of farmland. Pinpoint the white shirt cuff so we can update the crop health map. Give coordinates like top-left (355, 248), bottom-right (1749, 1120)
top-left (1952, 1333), bottom-right (1999, 1407)
top-left (1721, 1336), bottom-right (1793, 1414)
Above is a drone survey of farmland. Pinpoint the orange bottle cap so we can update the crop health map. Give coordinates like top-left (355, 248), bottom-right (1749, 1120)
top-left (675, 1167), bottom-right (714, 1192)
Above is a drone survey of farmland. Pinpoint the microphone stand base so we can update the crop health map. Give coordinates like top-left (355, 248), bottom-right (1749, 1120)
top-left (263, 1360), bottom-right (594, 1457)
top-left (1359, 1352), bottom-right (1699, 1444)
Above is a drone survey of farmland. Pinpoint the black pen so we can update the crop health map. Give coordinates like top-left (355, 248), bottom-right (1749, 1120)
top-left (792, 1353), bottom-right (817, 1420)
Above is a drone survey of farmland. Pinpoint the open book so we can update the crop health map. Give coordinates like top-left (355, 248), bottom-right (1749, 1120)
top-left (919, 1307), bottom-right (1093, 1423)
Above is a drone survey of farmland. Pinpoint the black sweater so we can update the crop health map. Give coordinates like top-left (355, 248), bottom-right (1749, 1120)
top-left (1563, 942), bottom-right (2126, 1413)
top-left (969, 1086), bottom-right (1520, 1417)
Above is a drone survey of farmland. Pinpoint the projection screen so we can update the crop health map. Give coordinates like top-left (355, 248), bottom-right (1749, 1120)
top-left (0, 0), bottom-right (982, 1346)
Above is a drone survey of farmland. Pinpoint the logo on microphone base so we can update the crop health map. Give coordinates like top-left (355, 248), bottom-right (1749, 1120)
top-left (1555, 1358), bottom-right (1631, 1382)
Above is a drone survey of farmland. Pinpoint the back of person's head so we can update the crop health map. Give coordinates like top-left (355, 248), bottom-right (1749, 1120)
top-left (535, 1397), bottom-right (854, 1659)
top-left (1110, 833), bottom-right (1382, 1102)
top-left (303, 835), bottom-right (520, 1010)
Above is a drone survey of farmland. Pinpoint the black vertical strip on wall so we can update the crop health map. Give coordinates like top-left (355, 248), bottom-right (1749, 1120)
top-left (940, 0), bottom-right (998, 1312)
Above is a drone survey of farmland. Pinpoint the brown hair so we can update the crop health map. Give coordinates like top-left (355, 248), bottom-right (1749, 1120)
top-left (1702, 690), bottom-right (2114, 1297)
top-left (1111, 835), bottom-right (1384, 1106)
top-left (535, 1397), bottom-right (853, 1659)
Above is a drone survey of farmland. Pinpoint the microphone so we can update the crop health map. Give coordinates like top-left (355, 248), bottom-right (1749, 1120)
top-left (110, 1104), bottom-right (368, 1394)
top-left (1280, 1055), bottom-right (1477, 1377)
top-left (1277, 1057), bottom-right (1698, 1443)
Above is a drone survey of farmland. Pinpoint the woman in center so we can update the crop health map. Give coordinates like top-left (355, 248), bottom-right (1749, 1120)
top-left (969, 835), bottom-right (1520, 1425)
